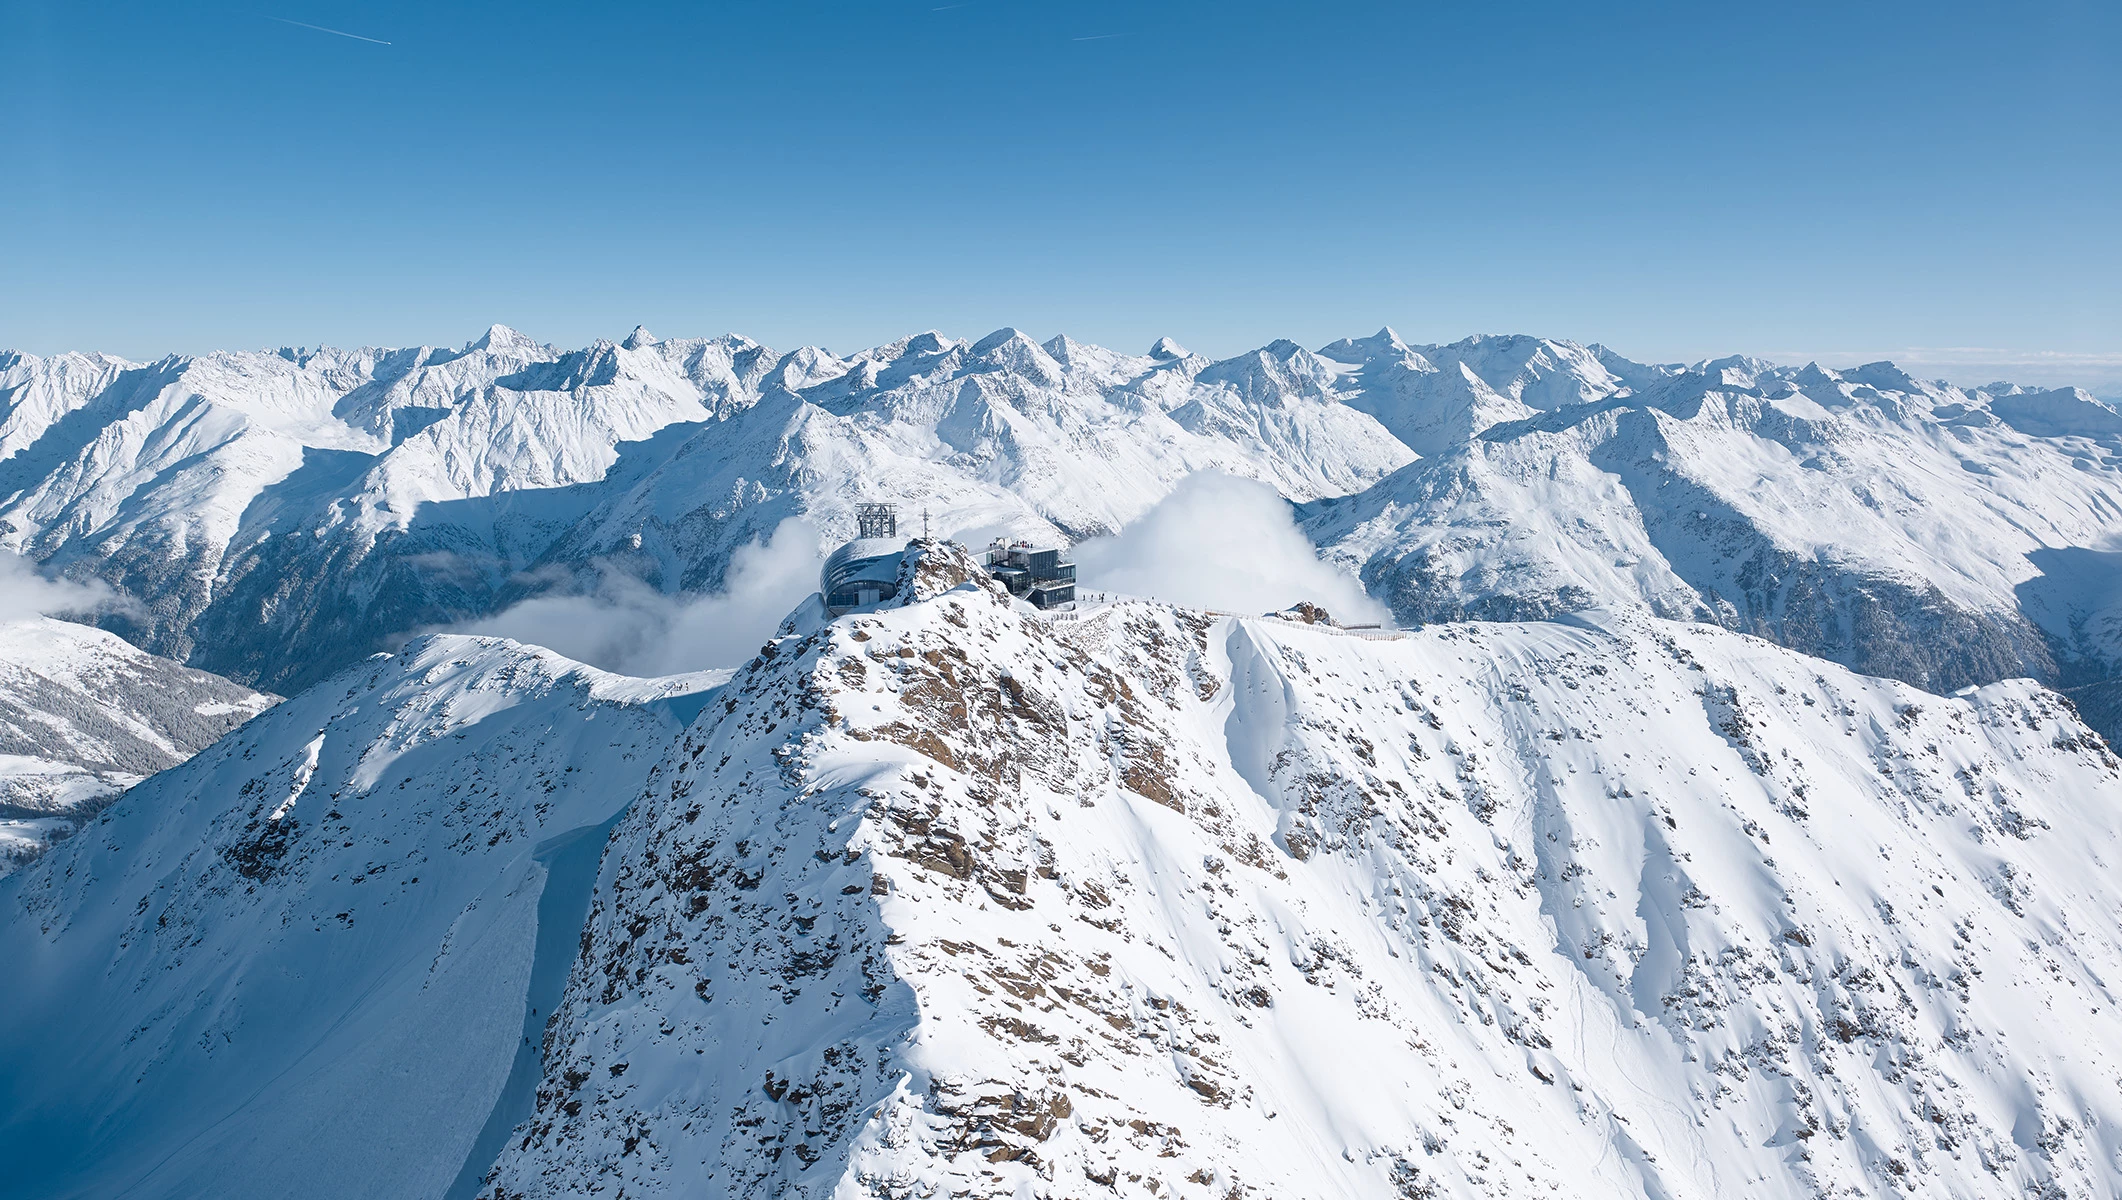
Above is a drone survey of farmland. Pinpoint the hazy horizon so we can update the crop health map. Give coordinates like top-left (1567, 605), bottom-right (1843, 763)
top-left (9, 320), bottom-right (2119, 398)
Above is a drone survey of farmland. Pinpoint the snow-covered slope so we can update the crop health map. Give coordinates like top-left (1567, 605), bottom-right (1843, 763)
top-left (0, 330), bottom-right (767, 690)
top-left (0, 328), bottom-right (1411, 693)
top-left (1302, 345), bottom-right (2122, 706)
top-left (0, 635), bottom-right (723, 1200)
top-left (0, 616), bottom-right (273, 871)
top-left (1317, 329), bottom-right (1628, 456)
top-left (477, 545), bottom-right (2122, 1200)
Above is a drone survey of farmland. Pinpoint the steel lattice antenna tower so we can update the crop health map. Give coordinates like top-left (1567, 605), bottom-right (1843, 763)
top-left (855, 503), bottom-right (897, 539)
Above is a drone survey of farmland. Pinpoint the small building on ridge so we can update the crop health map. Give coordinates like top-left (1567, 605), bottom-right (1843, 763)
top-left (986, 539), bottom-right (1076, 609)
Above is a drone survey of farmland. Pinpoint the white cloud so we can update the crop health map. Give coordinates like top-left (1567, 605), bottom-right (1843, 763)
top-left (1073, 472), bottom-right (1388, 623)
top-left (455, 519), bottom-right (824, 676)
top-left (0, 552), bottom-right (132, 624)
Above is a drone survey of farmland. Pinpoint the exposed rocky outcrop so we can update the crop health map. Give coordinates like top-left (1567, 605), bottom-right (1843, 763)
top-left (482, 559), bottom-right (2122, 1199)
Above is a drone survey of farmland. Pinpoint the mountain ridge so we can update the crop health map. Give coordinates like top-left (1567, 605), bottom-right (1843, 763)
top-left (3, 326), bottom-right (2118, 742)
top-left (477, 543), bottom-right (2122, 1198)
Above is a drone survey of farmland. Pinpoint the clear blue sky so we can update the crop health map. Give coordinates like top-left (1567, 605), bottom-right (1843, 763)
top-left (4, 1), bottom-right (2118, 388)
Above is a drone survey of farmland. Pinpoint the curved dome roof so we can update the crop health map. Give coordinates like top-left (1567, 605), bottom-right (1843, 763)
top-left (822, 538), bottom-right (906, 615)
top-left (823, 538), bottom-right (905, 583)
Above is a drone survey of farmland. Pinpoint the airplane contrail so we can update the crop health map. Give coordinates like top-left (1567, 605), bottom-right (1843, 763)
top-left (1071, 33), bottom-right (1128, 41)
top-left (264, 15), bottom-right (392, 45)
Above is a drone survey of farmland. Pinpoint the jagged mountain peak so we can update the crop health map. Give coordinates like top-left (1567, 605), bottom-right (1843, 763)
top-left (969, 326), bottom-right (1033, 355)
top-left (620, 324), bottom-right (657, 350)
top-left (858, 330), bottom-right (960, 365)
top-left (466, 323), bottom-right (542, 353)
top-left (1420, 332), bottom-right (1623, 409)
top-left (1193, 339), bottom-right (1344, 403)
top-left (966, 327), bottom-right (1064, 382)
top-left (1843, 359), bottom-right (1925, 392)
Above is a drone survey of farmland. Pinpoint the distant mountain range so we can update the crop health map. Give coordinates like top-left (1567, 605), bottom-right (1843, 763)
top-left (5, 325), bottom-right (2116, 735)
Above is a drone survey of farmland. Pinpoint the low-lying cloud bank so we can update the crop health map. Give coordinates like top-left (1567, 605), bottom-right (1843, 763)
top-left (451, 476), bottom-right (1384, 678)
top-left (0, 552), bottom-right (135, 625)
top-left (454, 519), bottom-right (824, 677)
top-left (1073, 472), bottom-right (1388, 623)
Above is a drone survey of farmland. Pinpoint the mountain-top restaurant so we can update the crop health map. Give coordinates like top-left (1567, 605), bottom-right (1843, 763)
top-left (820, 502), bottom-right (1076, 616)
top-left (982, 539), bottom-right (1076, 609)
top-left (821, 503), bottom-right (908, 615)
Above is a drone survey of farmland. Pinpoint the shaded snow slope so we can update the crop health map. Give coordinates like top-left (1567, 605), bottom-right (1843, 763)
top-left (0, 616), bottom-right (273, 871)
top-left (0, 635), bottom-right (722, 1200)
top-left (480, 546), bottom-right (2122, 1200)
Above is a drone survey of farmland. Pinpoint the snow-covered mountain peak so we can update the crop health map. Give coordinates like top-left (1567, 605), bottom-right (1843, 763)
top-left (966, 327), bottom-right (1065, 384)
top-left (969, 326), bottom-right (1032, 355)
top-left (620, 324), bottom-right (658, 350)
top-left (475, 562), bottom-right (2122, 1199)
top-left (1425, 332), bottom-right (1625, 410)
top-left (891, 536), bottom-right (1005, 608)
top-left (467, 322), bottom-right (543, 353)
top-left (769, 344), bottom-right (856, 392)
top-left (1985, 385), bottom-right (2122, 438)
top-left (1316, 325), bottom-right (1412, 364)
top-left (1149, 335), bottom-right (1190, 360)
top-left (1041, 333), bottom-right (1151, 382)
top-left (1843, 359), bottom-right (1925, 392)
top-left (1192, 339), bottom-right (1344, 403)
top-left (859, 330), bottom-right (961, 367)
top-left (904, 330), bottom-right (957, 356)
top-left (1688, 352), bottom-right (1781, 390)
